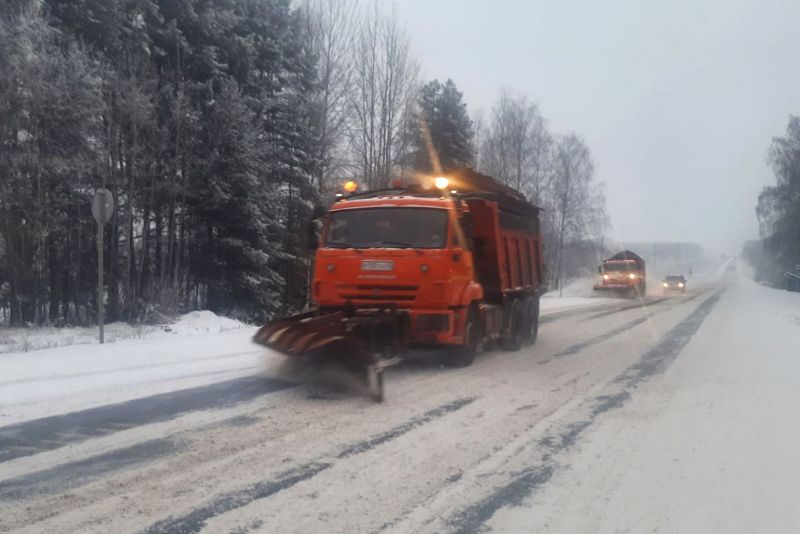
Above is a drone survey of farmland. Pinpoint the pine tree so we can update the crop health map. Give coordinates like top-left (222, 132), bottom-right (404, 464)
top-left (405, 78), bottom-right (474, 174)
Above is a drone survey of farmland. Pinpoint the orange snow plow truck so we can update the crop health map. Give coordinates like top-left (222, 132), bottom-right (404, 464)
top-left (593, 250), bottom-right (646, 298)
top-left (254, 168), bottom-right (545, 401)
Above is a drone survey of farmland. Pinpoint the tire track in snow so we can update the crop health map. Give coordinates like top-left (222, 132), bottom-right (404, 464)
top-left (140, 397), bottom-right (476, 534)
top-left (444, 289), bottom-right (724, 533)
top-left (0, 375), bottom-right (295, 463)
top-left (581, 296), bottom-right (669, 320)
top-left (539, 295), bottom-right (665, 325)
top-left (541, 288), bottom-right (716, 362)
top-left (0, 438), bottom-right (180, 502)
top-left (553, 316), bottom-right (648, 358)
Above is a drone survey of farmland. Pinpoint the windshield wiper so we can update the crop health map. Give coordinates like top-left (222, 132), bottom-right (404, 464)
top-left (375, 241), bottom-right (414, 249)
top-left (325, 242), bottom-right (353, 249)
top-left (375, 241), bottom-right (426, 255)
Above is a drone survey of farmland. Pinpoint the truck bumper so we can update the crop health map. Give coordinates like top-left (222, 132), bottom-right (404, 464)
top-left (593, 284), bottom-right (636, 290)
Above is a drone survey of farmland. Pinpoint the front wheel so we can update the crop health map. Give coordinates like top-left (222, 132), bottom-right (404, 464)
top-left (447, 306), bottom-right (481, 367)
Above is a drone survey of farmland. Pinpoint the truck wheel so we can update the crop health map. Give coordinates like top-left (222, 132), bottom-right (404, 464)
top-left (522, 296), bottom-right (540, 345)
top-left (447, 306), bottom-right (481, 367)
top-left (501, 300), bottom-right (522, 352)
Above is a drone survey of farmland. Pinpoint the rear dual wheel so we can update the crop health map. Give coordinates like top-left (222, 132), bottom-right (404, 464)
top-left (522, 296), bottom-right (540, 345)
top-left (501, 296), bottom-right (540, 351)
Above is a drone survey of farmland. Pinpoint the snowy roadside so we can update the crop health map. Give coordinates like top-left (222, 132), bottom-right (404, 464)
top-left (0, 312), bottom-right (273, 425)
top-left (0, 310), bottom-right (249, 354)
top-left (488, 273), bottom-right (800, 533)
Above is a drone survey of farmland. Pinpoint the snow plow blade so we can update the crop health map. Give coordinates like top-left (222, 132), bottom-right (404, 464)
top-left (253, 308), bottom-right (409, 367)
top-left (253, 310), bottom-right (361, 357)
top-left (253, 308), bottom-right (410, 402)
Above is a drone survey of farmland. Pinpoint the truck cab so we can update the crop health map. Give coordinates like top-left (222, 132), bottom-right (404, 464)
top-left (594, 250), bottom-right (647, 297)
top-left (314, 194), bottom-right (477, 347)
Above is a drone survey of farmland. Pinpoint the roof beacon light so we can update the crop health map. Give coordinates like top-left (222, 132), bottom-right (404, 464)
top-left (434, 176), bottom-right (449, 190)
top-left (343, 180), bottom-right (358, 193)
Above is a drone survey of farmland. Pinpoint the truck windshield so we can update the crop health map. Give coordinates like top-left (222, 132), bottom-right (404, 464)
top-left (325, 207), bottom-right (448, 249)
top-left (604, 262), bottom-right (637, 272)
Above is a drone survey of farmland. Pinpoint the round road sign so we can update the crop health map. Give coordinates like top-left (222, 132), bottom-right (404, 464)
top-left (92, 188), bottom-right (115, 224)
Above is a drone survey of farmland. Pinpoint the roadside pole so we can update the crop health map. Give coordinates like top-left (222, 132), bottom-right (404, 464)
top-left (92, 189), bottom-right (114, 344)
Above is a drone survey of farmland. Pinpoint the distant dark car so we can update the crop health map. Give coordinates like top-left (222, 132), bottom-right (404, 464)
top-left (663, 275), bottom-right (687, 293)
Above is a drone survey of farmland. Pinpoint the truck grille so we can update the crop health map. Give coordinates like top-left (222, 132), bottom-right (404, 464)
top-left (337, 284), bottom-right (418, 302)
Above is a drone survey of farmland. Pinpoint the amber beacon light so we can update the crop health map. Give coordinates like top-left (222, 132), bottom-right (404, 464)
top-left (433, 176), bottom-right (449, 190)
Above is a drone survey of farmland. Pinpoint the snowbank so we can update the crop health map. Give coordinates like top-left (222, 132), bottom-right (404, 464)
top-left (0, 314), bottom-right (262, 425)
top-left (0, 310), bottom-right (249, 354)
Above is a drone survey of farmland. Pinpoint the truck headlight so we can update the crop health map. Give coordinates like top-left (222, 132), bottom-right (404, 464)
top-left (603, 274), bottom-right (609, 280)
top-left (628, 273), bottom-right (636, 280)
top-left (679, 283), bottom-right (684, 288)
top-left (663, 282), bottom-right (669, 288)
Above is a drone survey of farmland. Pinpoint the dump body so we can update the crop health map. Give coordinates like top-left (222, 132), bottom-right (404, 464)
top-left (594, 250), bottom-right (647, 295)
top-left (254, 169), bottom-right (545, 383)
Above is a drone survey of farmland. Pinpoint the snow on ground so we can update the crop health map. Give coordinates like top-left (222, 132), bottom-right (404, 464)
top-left (0, 311), bottom-right (265, 425)
top-left (0, 258), bottom-right (734, 424)
top-left (0, 310), bottom-right (248, 354)
top-left (488, 272), bottom-right (800, 533)
top-left (540, 278), bottom-right (618, 314)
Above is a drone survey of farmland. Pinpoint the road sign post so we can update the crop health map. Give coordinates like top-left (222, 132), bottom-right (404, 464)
top-left (92, 189), bottom-right (114, 344)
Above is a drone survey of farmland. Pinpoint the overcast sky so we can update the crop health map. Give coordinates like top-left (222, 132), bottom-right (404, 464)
top-left (394, 0), bottom-right (800, 254)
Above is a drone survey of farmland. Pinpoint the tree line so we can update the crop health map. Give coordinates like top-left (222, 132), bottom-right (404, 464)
top-left (472, 91), bottom-right (607, 292)
top-left (744, 115), bottom-right (800, 285)
top-left (0, 0), bottom-right (606, 326)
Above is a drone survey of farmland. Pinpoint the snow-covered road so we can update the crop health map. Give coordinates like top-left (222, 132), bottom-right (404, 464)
top-left (2, 268), bottom-right (796, 533)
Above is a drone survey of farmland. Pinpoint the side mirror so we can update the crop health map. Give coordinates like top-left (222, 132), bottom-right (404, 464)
top-left (311, 205), bottom-right (327, 219)
top-left (307, 206), bottom-right (327, 251)
top-left (307, 220), bottom-right (319, 250)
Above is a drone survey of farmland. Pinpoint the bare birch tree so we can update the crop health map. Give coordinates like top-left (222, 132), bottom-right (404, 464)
top-left (477, 89), bottom-right (607, 290)
top-left (300, 0), bottom-right (356, 192)
top-left (348, 2), bottom-right (418, 189)
top-left (479, 90), bottom-right (549, 201)
top-left (548, 133), bottom-right (605, 294)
